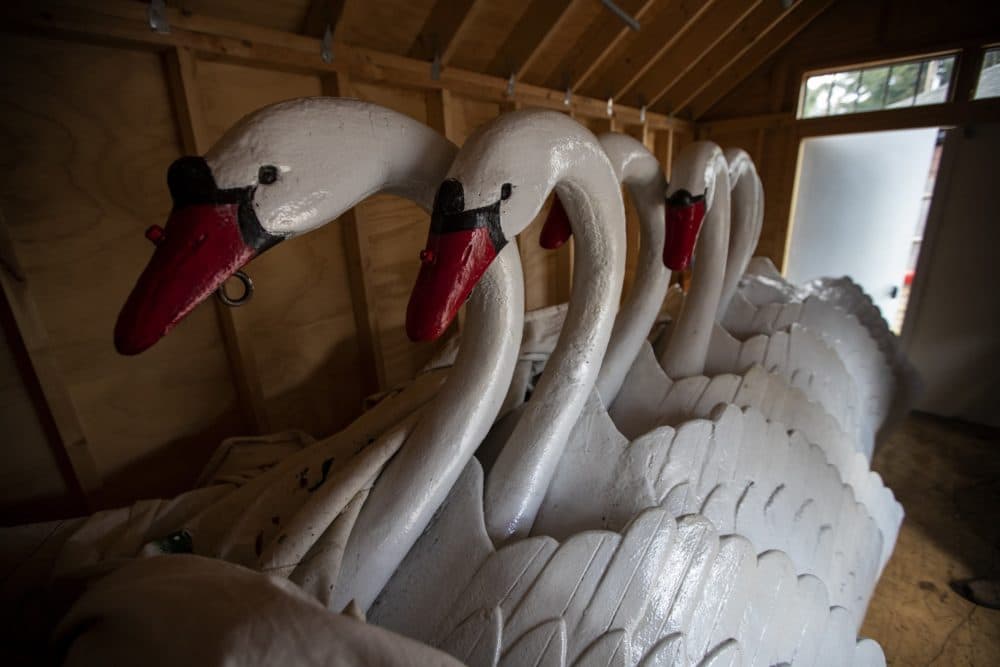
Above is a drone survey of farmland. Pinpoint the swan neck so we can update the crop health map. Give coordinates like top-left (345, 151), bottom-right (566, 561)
top-left (597, 148), bottom-right (670, 407)
top-left (484, 145), bottom-right (626, 543)
top-left (717, 158), bottom-right (763, 317)
top-left (658, 151), bottom-right (731, 378)
top-left (333, 244), bottom-right (524, 611)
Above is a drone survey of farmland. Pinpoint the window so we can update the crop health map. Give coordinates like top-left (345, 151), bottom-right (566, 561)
top-left (798, 54), bottom-right (957, 119)
top-left (973, 47), bottom-right (1000, 100)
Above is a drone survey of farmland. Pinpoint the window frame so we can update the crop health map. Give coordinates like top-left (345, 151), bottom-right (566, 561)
top-left (796, 50), bottom-right (961, 120)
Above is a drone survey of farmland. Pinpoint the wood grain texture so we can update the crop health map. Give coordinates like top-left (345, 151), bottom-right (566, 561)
top-left (577, 0), bottom-right (710, 99)
top-left (0, 35), bottom-right (244, 501)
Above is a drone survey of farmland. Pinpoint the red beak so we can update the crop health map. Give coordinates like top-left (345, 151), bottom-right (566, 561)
top-left (114, 156), bottom-right (279, 355)
top-left (663, 191), bottom-right (706, 271)
top-left (539, 195), bottom-right (572, 250)
top-left (406, 179), bottom-right (507, 342)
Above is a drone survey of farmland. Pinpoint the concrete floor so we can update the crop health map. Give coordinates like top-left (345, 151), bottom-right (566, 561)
top-left (863, 412), bottom-right (1000, 664)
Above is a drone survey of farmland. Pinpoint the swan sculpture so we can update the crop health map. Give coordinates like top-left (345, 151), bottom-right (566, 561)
top-left (489, 136), bottom-right (897, 617)
top-left (735, 257), bottom-right (922, 448)
top-left (3, 98), bottom-right (529, 637)
top-left (370, 111), bottom-right (886, 665)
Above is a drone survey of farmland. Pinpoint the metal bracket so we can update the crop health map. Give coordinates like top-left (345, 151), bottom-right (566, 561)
top-left (431, 51), bottom-right (441, 81)
top-left (639, 105), bottom-right (646, 123)
top-left (148, 0), bottom-right (170, 34)
top-left (321, 24), bottom-right (334, 64)
top-left (506, 73), bottom-right (516, 98)
top-left (600, 0), bottom-right (640, 31)
top-left (563, 87), bottom-right (572, 107)
top-left (606, 96), bottom-right (614, 117)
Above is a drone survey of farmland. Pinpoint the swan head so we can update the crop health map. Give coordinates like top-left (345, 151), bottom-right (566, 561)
top-left (406, 110), bottom-right (610, 341)
top-left (661, 141), bottom-right (725, 271)
top-left (115, 98), bottom-right (453, 355)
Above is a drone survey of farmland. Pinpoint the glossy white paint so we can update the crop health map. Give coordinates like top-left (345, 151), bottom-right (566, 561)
top-left (593, 133), bottom-right (670, 406)
top-left (373, 458), bottom-right (887, 666)
top-left (459, 111), bottom-right (627, 544)
top-left (657, 142), bottom-right (731, 379)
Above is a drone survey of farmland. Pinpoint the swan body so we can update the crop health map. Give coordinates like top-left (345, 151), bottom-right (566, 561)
top-left (736, 257), bottom-right (922, 447)
top-left (370, 115), bottom-right (886, 664)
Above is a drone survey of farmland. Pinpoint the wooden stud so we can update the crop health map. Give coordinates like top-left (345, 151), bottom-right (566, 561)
top-left (486, 0), bottom-right (582, 79)
top-left (163, 46), bottom-right (270, 433)
top-left (408, 0), bottom-right (482, 65)
top-left (0, 1), bottom-right (690, 133)
top-left (301, 0), bottom-right (348, 38)
top-left (0, 209), bottom-right (102, 498)
top-left (688, 0), bottom-right (835, 119)
top-left (581, 0), bottom-right (716, 100)
top-left (652, 0), bottom-right (798, 114)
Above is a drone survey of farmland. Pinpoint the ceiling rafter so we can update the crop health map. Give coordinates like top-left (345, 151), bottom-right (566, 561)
top-left (623, 0), bottom-right (764, 108)
top-left (655, 0), bottom-right (804, 115)
top-left (408, 0), bottom-right (484, 65)
top-left (301, 0), bottom-right (348, 38)
top-left (579, 0), bottom-right (716, 99)
top-left (537, 0), bottom-right (655, 92)
top-left (689, 0), bottom-right (836, 118)
top-left (486, 0), bottom-right (583, 79)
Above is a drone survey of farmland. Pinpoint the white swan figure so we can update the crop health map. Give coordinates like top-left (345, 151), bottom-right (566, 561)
top-left (370, 112), bottom-right (886, 666)
top-left (735, 256), bottom-right (922, 449)
top-left (5, 99), bottom-right (528, 626)
top-left (527, 139), bottom-right (892, 619)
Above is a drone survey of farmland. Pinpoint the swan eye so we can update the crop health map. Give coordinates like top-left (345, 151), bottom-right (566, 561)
top-left (500, 183), bottom-right (512, 201)
top-left (258, 165), bottom-right (279, 185)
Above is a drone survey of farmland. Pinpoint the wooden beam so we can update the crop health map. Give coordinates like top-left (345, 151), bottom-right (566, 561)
top-left (486, 0), bottom-right (580, 79)
top-left (163, 46), bottom-right (270, 433)
top-left (0, 0), bottom-right (691, 133)
top-left (620, 0), bottom-right (762, 107)
top-left (323, 72), bottom-right (387, 396)
top-left (566, 0), bottom-right (656, 93)
top-left (408, 0), bottom-right (481, 65)
top-left (688, 0), bottom-right (835, 119)
top-left (650, 0), bottom-right (794, 114)
top-left (580, 0), bottom-right (715, 99)
top-left (301, 0), bottom-right (347, 38)
top-left (0, 209), bottom-right (102, 498)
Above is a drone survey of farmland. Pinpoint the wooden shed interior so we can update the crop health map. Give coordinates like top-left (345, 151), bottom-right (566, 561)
top-left (2, 0), bottom-right (1000, 662)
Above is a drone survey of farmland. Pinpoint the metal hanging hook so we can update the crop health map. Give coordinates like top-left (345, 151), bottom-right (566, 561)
top-left (148, 0), bottom-right (170, 34)
top-left (216, 270), bottom-right (254, 307)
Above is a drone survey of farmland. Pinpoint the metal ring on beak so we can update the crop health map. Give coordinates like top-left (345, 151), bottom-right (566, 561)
top-left (216, 270), bottom-right (254, 307)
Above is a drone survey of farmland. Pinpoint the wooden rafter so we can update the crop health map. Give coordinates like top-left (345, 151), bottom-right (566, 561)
top-left (408, 0), bottom-right (482, 65)
top-left (654, 0), bottom-right (805, 115)
top-left (486, 0), bottom-right (581, 79)
top-left (301, 0), bottom-right (347, 38)
top-left (579, 0), bottom-right (715, 99)
top-left (0, 1), bottom-right (693, 133)
top-left (544, 0), bottom-right (655, 92)
top-left (626, 0), bottom-right (763, 110)
top-left (689, 0), bottom-right (835, 119)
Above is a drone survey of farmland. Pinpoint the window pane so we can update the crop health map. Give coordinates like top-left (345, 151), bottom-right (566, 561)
top-left (798, 54), bottom-right (956, 118)
top-left (974, 47), bottom-right (1000, 100)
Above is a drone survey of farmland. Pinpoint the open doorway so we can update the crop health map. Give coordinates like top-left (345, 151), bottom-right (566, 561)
top-left (784, 127), bottom-right (945, 333)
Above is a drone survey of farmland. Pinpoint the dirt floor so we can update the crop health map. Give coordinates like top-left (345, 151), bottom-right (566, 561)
top-left (862, 412), bottom-right (1000, 664)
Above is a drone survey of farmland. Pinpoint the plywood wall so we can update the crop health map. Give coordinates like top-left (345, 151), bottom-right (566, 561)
top-left (0, 31), bottom-right (687, 520)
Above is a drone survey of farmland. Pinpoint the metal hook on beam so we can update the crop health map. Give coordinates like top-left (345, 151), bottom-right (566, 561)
top-left (148, 0), bottom-right (170, 34)
top-left (431, 51), bottom-right (441, 81)
top-left (321, 24), bottom-right (334, 64)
